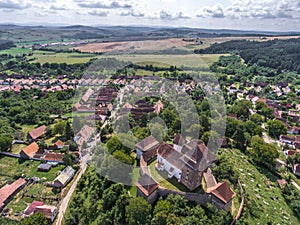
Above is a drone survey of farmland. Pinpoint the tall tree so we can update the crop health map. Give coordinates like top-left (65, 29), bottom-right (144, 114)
top-left (126, 197), bottom-right (152, 225)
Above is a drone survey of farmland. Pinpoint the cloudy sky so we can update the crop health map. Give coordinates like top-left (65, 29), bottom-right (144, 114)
top-left (0, 0), bottom-right (299, 31)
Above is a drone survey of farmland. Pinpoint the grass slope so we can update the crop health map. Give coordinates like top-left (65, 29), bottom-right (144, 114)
top-left (216, 148), bottom-right (299, 225)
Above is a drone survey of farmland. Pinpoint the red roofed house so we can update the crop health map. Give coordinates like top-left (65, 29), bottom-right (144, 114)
top-left (28, 125), bottom-right (47, 141)
top-left (53, 140), bottom-right (64, 149)
top-left (43, 152), bottom-right (65, 162)
top-left (20, 142), bottom-right (39, 159)
top-left (207, 181), bottom-right (236, 211)
top-left (0, 178), bottom-right (27, 210)
top-left (24, 201), bottom-right (58, 222)
top-left (136, 173), bottom-right (159, 204)
top-left (24, 200), bottom-right (44, 216)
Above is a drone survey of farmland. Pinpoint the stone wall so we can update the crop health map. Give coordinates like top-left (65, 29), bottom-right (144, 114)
top-left (157, 187), bottom-right (210, 207)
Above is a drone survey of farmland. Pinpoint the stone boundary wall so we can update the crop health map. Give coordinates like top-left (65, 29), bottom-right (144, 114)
top-left (157, 187), bottom-right (210, 206)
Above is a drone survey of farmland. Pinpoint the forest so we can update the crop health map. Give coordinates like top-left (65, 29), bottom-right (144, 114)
top-left (195, 38), bottom-right (300, 73)
top-left (0, 40), bottom-right (14, 50)
top-left (64, 167), bottom-right (232, 225)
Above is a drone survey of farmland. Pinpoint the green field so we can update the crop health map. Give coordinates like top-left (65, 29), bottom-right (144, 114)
top-left (0, 47), bottom-right (32, 56)
top-left (101, 54), bottom-right (225, 68)
top-left (28, 51), bottom-right (98, 64)
top-left (0, 156), bottom-right (65, 182)
top-left (26, 50), bottom-right (224, 68)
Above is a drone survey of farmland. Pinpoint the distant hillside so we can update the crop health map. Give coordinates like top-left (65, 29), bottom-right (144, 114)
top-left (195, 38), bottom-right (300, 73)
top-left (1, 24), bottom-right (300, 43)
top-left (0, 40), bottom-right (14, 50)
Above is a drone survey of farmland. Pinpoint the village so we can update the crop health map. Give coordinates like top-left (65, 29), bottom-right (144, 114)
top-left (0, 69), bottom-right (299, 224)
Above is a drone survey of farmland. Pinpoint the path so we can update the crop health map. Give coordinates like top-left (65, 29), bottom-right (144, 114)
top-left (55, 154), bottom-right (90, 225)
top-left (291, 180), bottom-right (300, 191)
top-left (230, 179), bottom-right (245, 225)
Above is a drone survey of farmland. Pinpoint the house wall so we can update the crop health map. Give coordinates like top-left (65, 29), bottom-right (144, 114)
top-left (158, 156), bottom-right (181, 180)
top-left (174, 144), bottom-right (182, 152)
top-left (136, 149), bottom-right (143, 160)
top-left (136, 188), bottom-right (158, 204)
top-left (53, 180), bottom-right (63, 188)
top-left (209, 195), bottom-right (233, 211)
top-left (20, 151), bottom-right (30, 159)
top-left (180, 166), bottom-right (202, 191)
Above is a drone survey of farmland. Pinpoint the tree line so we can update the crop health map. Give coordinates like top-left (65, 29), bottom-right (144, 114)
top-left (195, 38), bottom-right (300, 73)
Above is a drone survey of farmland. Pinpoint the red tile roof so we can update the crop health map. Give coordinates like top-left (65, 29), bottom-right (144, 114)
top-left (43, 152), bottom-right (64, 161)
top-left (21, 142), bottom-right (39, 158)
top-left (24, 201), bottom-right (44, 215)
top-left (136, 173), bottom-right (159, 196)
top-left (0, 178), bottom-right (26, 208)
top-left (207, 181), bottom-right (236, 204)
top-left (29, 125), bottom-right (47, 140)
top-left (55, 140), bottom-right (64, 147)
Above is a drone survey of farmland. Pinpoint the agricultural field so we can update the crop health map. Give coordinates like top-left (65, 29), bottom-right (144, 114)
top-left (28, 51), bottom-right (98, 64)
top-left (0, 47), bottom-right (32, 56)
top-left (74, 36), bottom-right (293, 54)
top-left (74, 38), bottom-right (193, 53)
top-left (98, 54), bottom-right (225, 68)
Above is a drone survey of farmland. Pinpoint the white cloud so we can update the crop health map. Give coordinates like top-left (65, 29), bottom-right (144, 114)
top-left (197, 4), bottom-right (225, 18)
top-left (227, 0), bottom-right (299, 19)
top-left (50, 5), bottom-right (68, 10)
top-left (88, 10), bottom-right (109, 16)
top-left (0, 0), bottom-right (299, 31)
top-left (0, 0), bottom-right (31, 9)
top-left (120, 10), bottom-right (144, 17)
top-left (159, 10), bottom-right (191, 20)
top-left (78, 1), bottom-right (132, 9)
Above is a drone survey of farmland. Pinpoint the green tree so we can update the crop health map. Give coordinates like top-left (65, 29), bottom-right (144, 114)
top-left (64, 121), bottom-right (74, 140)
top-left (0, 136), bottom-right (13, 152)
top-left (126, 197), bottom-right (152, 225)
top-left (149, 122), bottom-right (165, 142)
top-left (233, 125), bottom-right (246, 151)
top-left (247, 136), bottom-right (279, 168)
top-left (113, 150), bottom-right (134, 165)
top-left (267, 120), bottom-right (287, 139)
top-left (230, 99), bottom-right (253, 119)
top-left (106, 136), bottom-right (123, 154)
top-left (37, 141), bottom-right (47, 151)
top-left (53, 121), bottom-right (66, 135)
top-left (62, 153), bottom-right (76, 166)
top-left (249, 114), bottom-right (264, 125)
top-left (152, 199), bottom-right (171, 225)
top-left (21, 212), bottom-right (48, 225)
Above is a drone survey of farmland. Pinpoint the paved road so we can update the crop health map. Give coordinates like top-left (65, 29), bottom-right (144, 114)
top-left (55, 154), bottom-right (90, 225)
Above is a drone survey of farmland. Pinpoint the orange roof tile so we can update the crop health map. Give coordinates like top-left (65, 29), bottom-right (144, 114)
top-left (22, 142), bottom-right (39, 158)
top-left (29, 125), bottom-right (47, 140)
top-left (207, 181), bottom-right (236, 204)
top-left (0, 178), bottom-right (26, 208)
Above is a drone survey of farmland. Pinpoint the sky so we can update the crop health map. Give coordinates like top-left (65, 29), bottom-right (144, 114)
top-left (0, 0), bottom-right (299, 31)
